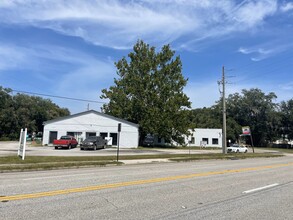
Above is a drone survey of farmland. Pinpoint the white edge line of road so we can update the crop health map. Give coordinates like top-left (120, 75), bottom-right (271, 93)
top-left (242, 183), bottom-right (279, 194)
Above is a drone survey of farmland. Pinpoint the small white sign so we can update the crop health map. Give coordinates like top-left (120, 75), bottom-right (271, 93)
top-left (18, 128), bottom-right (27, 160)
top-left (200, 141), bottom-right (207, 148)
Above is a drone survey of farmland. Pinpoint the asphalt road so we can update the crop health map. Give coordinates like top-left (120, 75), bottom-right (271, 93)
top-left (1, 156), bottom-right (292, 219)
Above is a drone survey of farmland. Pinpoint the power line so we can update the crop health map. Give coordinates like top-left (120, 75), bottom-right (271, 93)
top-left (11, 89), bottom-right (107, 104)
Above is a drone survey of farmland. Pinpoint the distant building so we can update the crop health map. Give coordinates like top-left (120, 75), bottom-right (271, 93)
top-left (42, 110), bottom-right (139, 148)
top-left (149, 128), bottom-right (222, 148)
top-left (186, 128), bottom-right (222, 148)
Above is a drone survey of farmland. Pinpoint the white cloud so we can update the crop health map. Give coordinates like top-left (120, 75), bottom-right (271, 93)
top-left (232, 0), bottom-right (277, 27)
top-left (238, 46), bottom-right (274, 61)
top-left (25, 46), bottom-right (116, 105)
top-left (238, 41), bottom-right (293, 61)
top-left (0, 43), bottom-right (116, 113)
top-left (0, 0), bottom-right (279, 49)
top-left (280, 2), bottom-right (293, 12)
top-left (0, 45), bottom-right (39, 70)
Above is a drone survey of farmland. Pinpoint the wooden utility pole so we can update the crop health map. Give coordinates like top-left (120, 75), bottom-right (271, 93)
top-left (222, 66), bottom-right (227, 154)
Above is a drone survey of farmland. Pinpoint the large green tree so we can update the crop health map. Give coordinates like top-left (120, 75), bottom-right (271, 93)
top-left (101, 40), bottom-right (193, 144)
top-left (226, 88), bottom-right (279, 146)
top-left (0, 86), bottom-right (70, 140)
top-left (279, 99), bottom-right (293, 140)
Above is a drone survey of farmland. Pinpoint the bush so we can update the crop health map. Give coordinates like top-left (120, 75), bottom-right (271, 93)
top-left (0, 136), bottom-right (11, 141)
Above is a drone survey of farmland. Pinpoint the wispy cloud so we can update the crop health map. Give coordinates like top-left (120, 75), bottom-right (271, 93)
top-left (0, 43), bottom-right (115, 112)
top-left (238, 41), bottom-right (293, 61)
top-left (279, 82), bottom-right (293, 91)
top-left (0, 0), bottom-right (281, 49)
top-left (238, 46), bottom-right (274, 61)
top-left (280, 2), bottom-right (293, 12)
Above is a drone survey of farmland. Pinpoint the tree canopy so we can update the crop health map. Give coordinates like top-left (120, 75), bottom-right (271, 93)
top-left (0, 87), bottom-right (70, 140)
top-left (279, 99), bottom-right (293, 140)
top-left (192, 88), bottom-right (292, 147)
top-left (101, 40), bottom-right (193, 144)
top-left (226, 88), bottom-right (279, 146)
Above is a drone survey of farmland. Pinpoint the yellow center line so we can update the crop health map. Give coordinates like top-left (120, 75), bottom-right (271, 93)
top-left (2, 162), bottom-right (293, 202)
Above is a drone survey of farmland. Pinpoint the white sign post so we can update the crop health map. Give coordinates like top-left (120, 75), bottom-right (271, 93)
top-left (18, 128), bottom-right (27, 160)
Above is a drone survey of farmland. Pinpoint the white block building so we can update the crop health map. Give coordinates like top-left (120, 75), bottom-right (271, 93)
top-left (187, 128), bottom-right (222, 148)
top-left (42, 110), bottom-right (139, 148)
top-left (149, 128), bottom-right (222, 148)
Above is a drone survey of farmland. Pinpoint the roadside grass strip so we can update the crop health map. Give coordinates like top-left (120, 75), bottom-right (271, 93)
top-left (1, 162), bottom-right (293, 202)
top-left (0, 153), bottom-right (283, 172)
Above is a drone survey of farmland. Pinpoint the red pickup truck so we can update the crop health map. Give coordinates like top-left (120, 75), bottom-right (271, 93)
top-left (53, 136), bottom-right (78, 149)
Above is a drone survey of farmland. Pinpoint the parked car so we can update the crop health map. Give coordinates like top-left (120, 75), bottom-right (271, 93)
top-left (227, 144), bottom-right (248, 153)
top-left (53, 136), bottom-right (78, 149)
top-left (143, 134), bottom-right (155, 147)
top-left (80, 136), bottom-right (107, 150)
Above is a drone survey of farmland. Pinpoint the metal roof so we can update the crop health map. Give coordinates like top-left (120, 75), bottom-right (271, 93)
top-left (43, 110), bottom-right (139, 128)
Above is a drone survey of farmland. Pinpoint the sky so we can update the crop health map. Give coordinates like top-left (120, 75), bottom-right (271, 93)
top-left (0, 0), bottom-right (293, 114)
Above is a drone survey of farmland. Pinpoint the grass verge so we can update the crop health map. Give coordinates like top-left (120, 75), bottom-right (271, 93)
top-left (258, 148), bottom-right (293, 154)
top-left (0, 153), bottom-right (283, 172)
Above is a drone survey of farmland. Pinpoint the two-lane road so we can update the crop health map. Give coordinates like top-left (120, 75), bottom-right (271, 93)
top-left (1, 156), bottom-right (292, 219)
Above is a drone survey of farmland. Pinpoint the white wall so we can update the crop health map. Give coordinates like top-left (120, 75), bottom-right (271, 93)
top-left (149, 128), bottom-right (222, 148)
top-left (187, 128), bottom-right (222, 148)
top-left (43, 112), bottom-right (139, 148)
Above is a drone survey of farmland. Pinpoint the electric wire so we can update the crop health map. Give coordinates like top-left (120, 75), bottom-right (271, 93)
top-left (10, 89), bottom-right (106, 104)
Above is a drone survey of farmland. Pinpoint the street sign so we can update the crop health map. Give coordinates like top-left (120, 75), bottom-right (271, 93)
top-left (242, 126), bottom-right (251, 135)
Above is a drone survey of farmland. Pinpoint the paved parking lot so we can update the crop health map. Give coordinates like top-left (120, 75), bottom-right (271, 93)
top-left (0, 141), bottom-right (224, 157)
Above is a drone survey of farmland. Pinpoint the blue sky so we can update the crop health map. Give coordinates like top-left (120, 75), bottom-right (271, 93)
top-left (0, 0), bottom-right (293, 114)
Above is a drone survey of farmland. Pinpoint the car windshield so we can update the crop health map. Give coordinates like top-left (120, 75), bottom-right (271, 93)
top-left (60, 136), bottom-right (71, 140)
top-left (85, 137), bottom-right (97, 141)
top-left (232, 144), bottom-right (240, 147)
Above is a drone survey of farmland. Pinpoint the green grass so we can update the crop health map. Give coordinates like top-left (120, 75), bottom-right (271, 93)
top-left (170, 153), bottom-right (283, 162)
top-left (0, 152), bottom-right (283, 172)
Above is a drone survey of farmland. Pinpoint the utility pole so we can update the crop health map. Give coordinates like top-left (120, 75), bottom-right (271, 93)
top-left (221, 66), bottom-right (227, 154)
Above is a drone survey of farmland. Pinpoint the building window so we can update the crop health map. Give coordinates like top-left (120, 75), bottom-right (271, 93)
top-left (67, 132), bottom-right (75, 136)
top-left (212, 138), bottom-right (219, 145)
top-left (202, 138), bottom-right (209, 144)
top-left (86, 132), bottom-right (96, 137)
top-left (100, 132), bottom-right (108, 139)
top-left (110, 133), bottom-right (118, 146)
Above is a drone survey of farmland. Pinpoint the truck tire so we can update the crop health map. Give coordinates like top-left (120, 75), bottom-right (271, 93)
top-left (55, 146), bottom-right (58, 150)
top-left (68, 144), bottom-right (71, 149)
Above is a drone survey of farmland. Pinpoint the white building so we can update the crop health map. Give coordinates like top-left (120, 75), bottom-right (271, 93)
top-left (149, 128), bottom-right (222, 148)
top-left (187, 128), bottom-right (222, 148)
top-left (42, 110), bottom-right (139, 148)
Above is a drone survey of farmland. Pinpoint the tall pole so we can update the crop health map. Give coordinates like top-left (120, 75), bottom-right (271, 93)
top-left (222, 66), bottom-right (227, 154)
